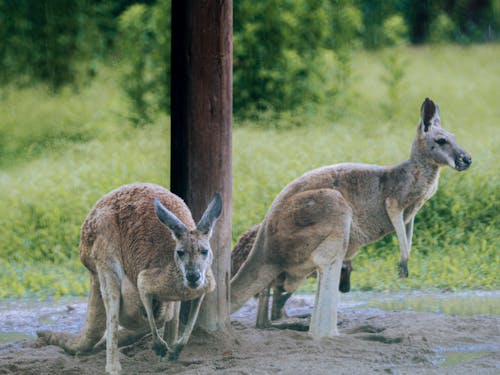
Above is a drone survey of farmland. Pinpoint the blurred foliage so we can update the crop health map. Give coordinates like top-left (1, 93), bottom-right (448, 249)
top-left (382, 14), bottom-right (409, 46)
top-left (358, 0), bottom-right (500, 46)
top-left (0, 0), bottom-right (115, 90)
top-left (1, 44), bottom-right (498, 298)
top-left (2, 0), bottom-right (499, 118)
top-left (0, 68), bottom-right (124, 168)
top-left (428, 12), bottom-right (456, 43)
top-left (233, 0), bottom-right (361, 115)
top-left (381, 50), bottom-right (408, 116)
top-left (117, 0), bottom-right (170, 126)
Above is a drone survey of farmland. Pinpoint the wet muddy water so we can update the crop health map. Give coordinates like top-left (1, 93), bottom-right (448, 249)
top-left (1, 290), bottom-right (499, 368)
top-left (1, 290), bottom-right (499, 344)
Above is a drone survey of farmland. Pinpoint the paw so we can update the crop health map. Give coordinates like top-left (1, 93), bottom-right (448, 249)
top-left (398, 261), bottom-right (409, 278)
top-left (168, 345), bottom-right (183, 361)
top-left (105, 362), bottom-right (122, 375)
top-left (152, 339), bottom-right (168, 357)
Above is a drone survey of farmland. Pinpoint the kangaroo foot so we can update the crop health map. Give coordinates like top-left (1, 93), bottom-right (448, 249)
top-left (105, 361), bottom-right (121, 375)
top-left (168, 344), bottom-right (184, 361)
top-left (152, 338), bottom-right (169, 357)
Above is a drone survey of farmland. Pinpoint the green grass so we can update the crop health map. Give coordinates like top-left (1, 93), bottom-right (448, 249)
top-left (0, 44), bottom-right (499, 298)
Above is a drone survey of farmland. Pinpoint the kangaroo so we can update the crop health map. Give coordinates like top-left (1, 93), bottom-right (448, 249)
top-left (37, 183), bottom-right (222, 374)
top-left (231, 224), bottom-right (353, 328)
top-left (231, 98), bottom-right (471, 338)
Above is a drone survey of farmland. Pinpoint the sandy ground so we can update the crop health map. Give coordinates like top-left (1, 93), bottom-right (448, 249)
top-left (0, 294), bottom-right (499, 374)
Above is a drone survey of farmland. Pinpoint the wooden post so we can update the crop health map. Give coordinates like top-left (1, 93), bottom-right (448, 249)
top-left (170, 0), bottom-right (232, 331)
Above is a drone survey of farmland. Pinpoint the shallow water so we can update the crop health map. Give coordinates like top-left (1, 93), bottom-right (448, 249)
top-left (350, 290), bottom-right (500, 316)
top-left (305, 290), bottom-right (500, 370)
top-left (440, 350), bottom-right (489, 367)
top-left (0, 296), bottom-right (87, 343)
top-left (433, 343), bottom-right (500, 368)
top-left (1, 290), bottom-right (499, 344)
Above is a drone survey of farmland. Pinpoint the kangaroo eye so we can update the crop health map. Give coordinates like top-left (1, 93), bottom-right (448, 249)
top-left (176, 250), bottom-right (185, 258)
top-left (435, 138), bottom-right (447, 145)
top-left (200, 249), bottom-right (209, 256)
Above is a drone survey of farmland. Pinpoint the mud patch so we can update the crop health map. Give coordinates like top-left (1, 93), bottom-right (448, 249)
top-left (0, 294), bottom-right (499, 374)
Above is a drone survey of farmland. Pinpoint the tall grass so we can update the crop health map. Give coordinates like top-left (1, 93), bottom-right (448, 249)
top-left (0, 71), bottom-right (127, 168)
top-left (0, 44), bottom-right (498, 298)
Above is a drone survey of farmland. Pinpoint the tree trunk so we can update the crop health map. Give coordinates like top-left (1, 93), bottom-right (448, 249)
top-left (170, 0), bottom-right (232, 331)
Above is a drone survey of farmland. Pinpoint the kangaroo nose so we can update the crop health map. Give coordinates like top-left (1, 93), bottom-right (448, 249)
top-left (462, 154), bottom-right (472, 166)
top-left (186, 270), bottom-right (201, 284)
top-left (456, 153), bottom-right (472, 171)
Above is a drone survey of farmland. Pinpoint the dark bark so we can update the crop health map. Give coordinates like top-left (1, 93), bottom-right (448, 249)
top-left (170, 0), bottom-right (233, 331)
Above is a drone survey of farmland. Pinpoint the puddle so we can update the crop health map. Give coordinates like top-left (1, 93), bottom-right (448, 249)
top-left (440, 350), bottom-right (489, 367)
top-left (433, 344), bottom-right (500, 367)
top-left (1, 291), bottom-right (499, 344)
top-left (343, 290), bottom-right (500, 316)
top-left (0, 296), bottom-right (87, 343)
top-left (0, 332), bottom-right (33, 344)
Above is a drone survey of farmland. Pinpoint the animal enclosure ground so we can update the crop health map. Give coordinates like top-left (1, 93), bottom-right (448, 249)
top-left (0, 293), bottom-right (499, 374)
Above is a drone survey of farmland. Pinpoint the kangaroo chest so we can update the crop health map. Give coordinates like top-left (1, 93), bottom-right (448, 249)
top-left (402, 177), bottom-right (439, 222)
top-left (346, 170), bottom-right (439, 245)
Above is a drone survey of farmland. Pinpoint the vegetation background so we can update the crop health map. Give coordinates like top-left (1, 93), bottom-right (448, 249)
top-left (0, 0), bottom-right (498, 298)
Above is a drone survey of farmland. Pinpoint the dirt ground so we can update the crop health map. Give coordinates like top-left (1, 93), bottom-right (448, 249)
top-left (0, 294), bottom-right (499, 374)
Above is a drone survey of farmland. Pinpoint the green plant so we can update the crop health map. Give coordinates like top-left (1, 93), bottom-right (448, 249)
top-left (381, 50), bottom-right (407, 116)
top-left (382, 14), bottom-right (409, 46)
top-left (429, 13), bottom-right (456, 43)
top-left (233, 0), bottom-right (362, 116)
top-left (117, 1), bottom-right (171, 126)
top-left (0, 0), bottom-right (110, 91)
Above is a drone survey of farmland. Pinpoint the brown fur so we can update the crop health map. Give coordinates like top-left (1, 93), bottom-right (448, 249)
top-left (231, 224), bottom-right (353, 327)
top-left (38, 183), bottom-right (222, 374)
top-left (231, 98), bottom-right (471, 338)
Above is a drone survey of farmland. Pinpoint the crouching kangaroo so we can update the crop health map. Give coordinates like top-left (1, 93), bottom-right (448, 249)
top-left (38, 183), bottom-right (222, 374)
top-left (231, 224), bottom-right (353, 328)
top-left (231, 98), bottom-right (471, 339)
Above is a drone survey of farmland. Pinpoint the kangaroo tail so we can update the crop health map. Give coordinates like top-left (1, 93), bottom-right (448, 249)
top-left (37, 272), bottom-right (106, 354)
top-left (230, 223), bottom-right (279, 312)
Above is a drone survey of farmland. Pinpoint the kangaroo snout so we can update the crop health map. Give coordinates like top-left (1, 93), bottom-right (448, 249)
top-left (186, 270), bottom-right (202, 288)
top-left (455, 153), bottom-right (472, 171)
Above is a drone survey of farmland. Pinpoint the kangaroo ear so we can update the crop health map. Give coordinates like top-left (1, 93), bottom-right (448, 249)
top-left (197, 193), bottom-right (223, 236)
top-left (420, 97), bottom-right (441, 132)
top-left (154, 198), bottom-right (187, 239)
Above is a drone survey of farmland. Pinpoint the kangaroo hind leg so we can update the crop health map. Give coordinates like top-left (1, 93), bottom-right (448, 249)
top-left (97, 260), bottom-right (123, 375)
top-left (310, 259), bottom-right (345, 338)
top-left (309, 214), bottom-right (351, 338)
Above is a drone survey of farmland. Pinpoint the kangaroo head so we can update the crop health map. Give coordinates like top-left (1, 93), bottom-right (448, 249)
top-left (154, 193), bottom-right (223, 290)
top-left (414, 98), bottom-right (472, 171)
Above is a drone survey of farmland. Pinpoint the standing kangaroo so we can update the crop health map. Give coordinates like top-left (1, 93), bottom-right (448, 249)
top-left (231, 98), bottom-right (471, 338)
top-left (38, 183), bottom-right (222, 374)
